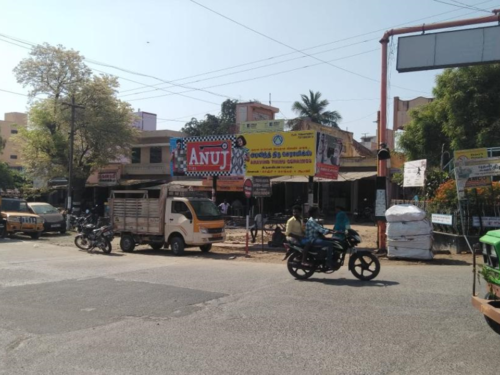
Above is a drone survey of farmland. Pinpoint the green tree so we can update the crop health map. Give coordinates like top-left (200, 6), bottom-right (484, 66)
top-left (181, 99), bottom-right (237, 136)
top-left (399, 64), bottom-right (500, 165)
top-left (398, 101), bottom-right (449, 167)
top-left (290, 90), bottom-right (342, 129)
top-left (434, 65), bottom-right (500, 150)
top-left (0, 163), bottom-right (15, 190)
top-left (14, 44), bottom-right (137, 208)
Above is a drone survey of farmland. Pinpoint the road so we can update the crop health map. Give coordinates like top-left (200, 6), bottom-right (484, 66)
top-left (0, 235), bottom-right (498, 375)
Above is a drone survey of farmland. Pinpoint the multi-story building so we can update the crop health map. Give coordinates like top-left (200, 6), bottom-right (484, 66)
top-left (393, 96), bottom-right (433, 130)
top-left (87, 129), bottom-right (185, 187)
top-left (0, 112), bottom-right (27, 170)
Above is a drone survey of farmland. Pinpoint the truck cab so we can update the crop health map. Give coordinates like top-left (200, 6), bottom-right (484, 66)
top-left (0, 197), bottom-right (44, 239)
top-left (166, 196), bottom-right (225, 255)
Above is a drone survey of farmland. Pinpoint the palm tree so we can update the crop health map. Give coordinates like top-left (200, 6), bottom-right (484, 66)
top-left (291, 90), bottom-right (342, 129)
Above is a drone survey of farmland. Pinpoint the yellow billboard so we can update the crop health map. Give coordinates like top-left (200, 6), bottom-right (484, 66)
top-left (454, 148), bottom-right (491, 188)
top-left (239, 131), bottom-right (316, 176)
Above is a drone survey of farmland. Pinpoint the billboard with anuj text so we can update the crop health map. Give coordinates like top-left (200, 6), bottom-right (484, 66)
top-left (170, 131), bottom-right (341, 178)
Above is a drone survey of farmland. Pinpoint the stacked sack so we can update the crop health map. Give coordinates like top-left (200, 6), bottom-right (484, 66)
top-left (385, 204), bottom-right (433, 260)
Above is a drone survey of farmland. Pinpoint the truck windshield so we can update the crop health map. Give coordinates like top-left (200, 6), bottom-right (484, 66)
top-left (189, 199), bottom-right (222, 221)
top-left (2, 199), bottom-right (29, 213)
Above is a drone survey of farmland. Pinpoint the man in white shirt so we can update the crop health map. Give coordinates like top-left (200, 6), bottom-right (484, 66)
top-left (250, 213), bottom-right (265, 243)
top-left (218, 199), bottom-right (230, 215)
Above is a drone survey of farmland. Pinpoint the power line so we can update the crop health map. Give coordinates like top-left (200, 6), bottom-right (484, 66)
top-left (188, 0), bottom-right (470, 93)
top-left (91, 67), bottom-right (222, 106)
top-left (342, 111), bottom-right (379, 125)
top-left (126, 49), bottom-right (394, 103)
top-left (119, 38), bottom-right (376, 98)
top-left (0, 0), bottom-right (494, 108)
top-left (120, 0), bottom-right (494, 95)
top-left (0, 32), bottom-right (236, 103)
top-left (0, 88), bottom-right (28, 96)
top-left (434, 0), bottom-right (493, 13)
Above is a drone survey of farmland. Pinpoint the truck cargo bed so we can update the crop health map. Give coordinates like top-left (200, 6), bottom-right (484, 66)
top-left (110, 198), bottom-right (164, 235)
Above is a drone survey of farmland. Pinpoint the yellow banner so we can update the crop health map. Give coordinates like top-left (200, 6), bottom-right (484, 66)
top-left (454, 148), bottom-right (491, 188)
top-left (239, 119), bottom-right (285, 133)
top-left (239, 131), bottom-right (316, 176)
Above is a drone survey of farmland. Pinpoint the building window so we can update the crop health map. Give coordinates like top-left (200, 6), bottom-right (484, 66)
top-left (131, 148), bottom-right (141, 164)
top-left (11, 129), bottom-right (18, 134)
top-left (10, 155), bottom-right (17, 160)
top-left (150, 147), bottom-right (162, 164)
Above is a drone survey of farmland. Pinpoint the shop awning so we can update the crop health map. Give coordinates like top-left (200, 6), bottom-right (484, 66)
top-left (271, 171), bottom-right (376, 184)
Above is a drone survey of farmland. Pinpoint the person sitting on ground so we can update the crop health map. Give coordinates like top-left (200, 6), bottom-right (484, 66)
top-left (250, 213), bottom-right (265, 243)
top-left (269, 227), bottom-right (286, 247)
top-left (305, 206), bottom-right (335, 270)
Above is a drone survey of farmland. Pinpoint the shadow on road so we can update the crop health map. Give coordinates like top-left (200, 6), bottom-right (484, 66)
top-left (76, 249), bottom-right (125, 257)
top-left (307, 277), bottom-right (399, 288)
top-left (132, 248), bottom-right (247, 261)
top-left (381, 257), bottom-right (471, 266)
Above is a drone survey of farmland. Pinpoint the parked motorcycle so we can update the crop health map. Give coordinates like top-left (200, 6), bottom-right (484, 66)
top-left (74, 224), bottom-right (113, 254)
top-left (354, 199), bottom-right (374, 224)
top-left (283, 229), bottom-right (381, 281)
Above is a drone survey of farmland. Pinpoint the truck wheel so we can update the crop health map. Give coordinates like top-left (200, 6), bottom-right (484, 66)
top-left (30, 231), bottom-right (41, 240)
top-left (120, 235), bottom-right (136, 253)
top-left (200, 244), bottom-right (212, 253)
top-left (171, 237), bottom-right (185, 256)
top-left (150, 242), bottom-right (164, 250)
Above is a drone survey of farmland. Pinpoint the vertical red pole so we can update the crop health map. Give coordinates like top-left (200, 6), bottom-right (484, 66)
top-left (378, 37), bottom-right (389, 251)
top-left (245, 197), bottom-right (249, 256)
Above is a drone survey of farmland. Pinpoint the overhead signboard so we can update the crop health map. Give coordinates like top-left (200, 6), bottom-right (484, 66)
top-left (239, 119), bottom-right (285, 133)
top-left (454, 148), bottom-right (491, 188)
top-left (243, 131), bottom-right (316, 176)
top-left (170, 131), bottom-right (317, 177)
top-left (403, 159), bottom-right (427, 187)
top-left (315, 133), bottom-right (342, 180)
top-left (397, 25), bottom-right (500, 73)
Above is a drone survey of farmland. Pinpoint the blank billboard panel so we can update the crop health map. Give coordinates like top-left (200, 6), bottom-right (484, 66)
top-left (397, 25), bottom-right (500, 72)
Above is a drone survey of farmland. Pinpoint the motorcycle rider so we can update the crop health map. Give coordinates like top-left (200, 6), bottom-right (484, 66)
top-left (333, 206), bottom-right (350, 239)
top-left (285, 205), bottom-right (311, 266)
top-left (305, 206), bottom-right (334, 270)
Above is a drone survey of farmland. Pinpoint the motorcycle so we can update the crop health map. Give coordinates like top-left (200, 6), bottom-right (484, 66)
top-left (354, 199), bottom-right (374, 223)
top-left (283, 228), bottom-right (381, 281)
top-left (74, 224), bottom-right (113, 254)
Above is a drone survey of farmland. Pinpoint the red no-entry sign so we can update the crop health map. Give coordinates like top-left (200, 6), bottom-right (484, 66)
top-left (243, 178), bottom-right (253, 199)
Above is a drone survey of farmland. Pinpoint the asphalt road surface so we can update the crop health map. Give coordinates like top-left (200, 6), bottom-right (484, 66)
top-left (0, 236), bottom-right (498, 375)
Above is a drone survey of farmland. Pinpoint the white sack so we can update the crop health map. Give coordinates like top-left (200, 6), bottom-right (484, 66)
top-left (388, 234), bottom-right (432, 249)
top-left (386, 220), bottom-right (432, 237)
top-left (385, 204), bottom-right (426, 223)
top-left (388, 246), bottom-right (434, 260)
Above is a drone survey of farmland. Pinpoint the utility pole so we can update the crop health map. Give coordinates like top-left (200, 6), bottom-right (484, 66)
top-left (62, 97), bottom-right (85, 216)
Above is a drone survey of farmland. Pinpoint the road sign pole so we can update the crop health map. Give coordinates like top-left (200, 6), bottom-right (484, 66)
top-left (261, 197), bottom-right (264, 251)
top-left (243, 178), bottom-right (253, 257)
top-left (245, 197), bottom-right (249, 256)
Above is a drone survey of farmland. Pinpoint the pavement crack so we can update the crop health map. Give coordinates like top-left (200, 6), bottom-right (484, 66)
top-left (5, 335), bottom-right (31, 352)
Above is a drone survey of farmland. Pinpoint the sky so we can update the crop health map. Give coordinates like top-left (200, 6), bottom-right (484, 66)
top-left (0, 0), bottom-right (498, 141)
